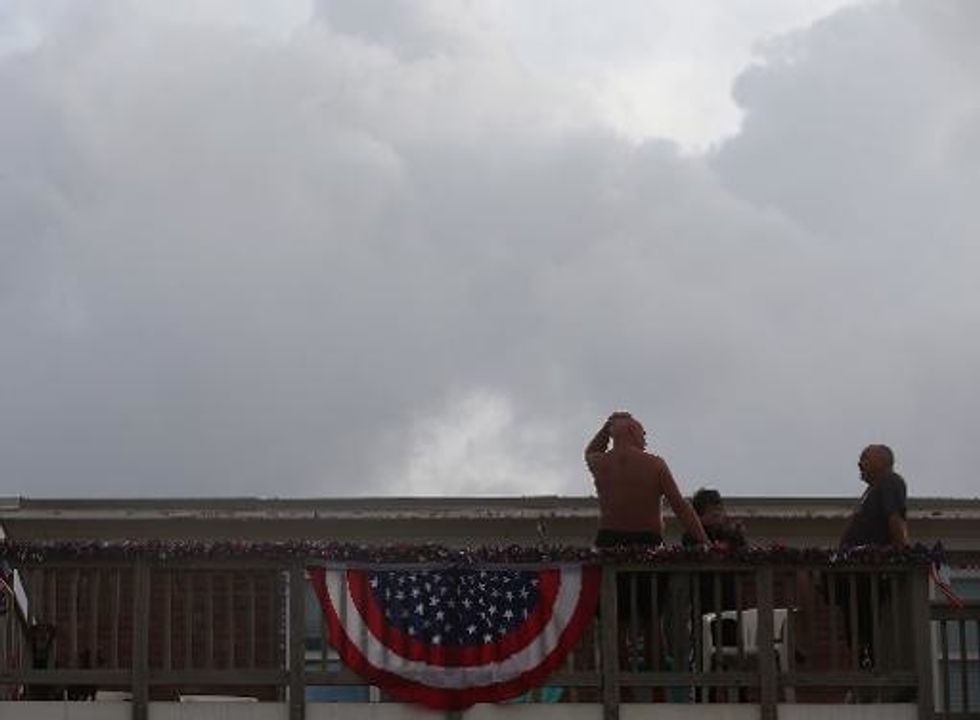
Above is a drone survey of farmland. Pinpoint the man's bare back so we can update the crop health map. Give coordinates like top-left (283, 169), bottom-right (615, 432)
top-left (585, 413), bottom-right (707, 544)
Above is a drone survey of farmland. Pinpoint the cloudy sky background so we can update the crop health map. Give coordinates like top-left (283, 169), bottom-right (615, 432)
top-left (1, 0), bottom-right (977, 498)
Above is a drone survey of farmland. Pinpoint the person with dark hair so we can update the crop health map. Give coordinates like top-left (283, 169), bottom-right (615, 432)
top-left (687, 488), bottom-right (746, 553)
top-left (683, 488), bottom-right (746, 614)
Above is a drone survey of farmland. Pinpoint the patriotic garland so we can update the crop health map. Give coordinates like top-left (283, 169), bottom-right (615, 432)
top-left (0, 538), bottom-right (948, 565)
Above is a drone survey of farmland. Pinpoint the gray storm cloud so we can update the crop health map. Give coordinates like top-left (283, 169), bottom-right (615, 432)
top-left (0, 1), bottom-right (976, 497)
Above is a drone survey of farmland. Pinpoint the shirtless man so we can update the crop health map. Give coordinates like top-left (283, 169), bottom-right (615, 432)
top-left (585, 412), bottom-right (707, 678)
top-left (586, 412), bottom-right (707, 547)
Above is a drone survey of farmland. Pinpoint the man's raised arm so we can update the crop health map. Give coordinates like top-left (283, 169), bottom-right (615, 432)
top-left (585, 413), bottom-right (631, 464)
top-left (584, 419), bottom-right (612, 465)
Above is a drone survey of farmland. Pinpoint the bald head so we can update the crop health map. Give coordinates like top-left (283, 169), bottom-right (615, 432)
top-left (859, 444), bottom-right (895, 484)
top-left (610, 414), bottom-right (646, 450)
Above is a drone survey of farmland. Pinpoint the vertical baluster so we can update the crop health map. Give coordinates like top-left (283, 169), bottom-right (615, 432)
top-left (628, 572), bottom-right (638, 672)
top-left (713, 573), bottom-right (723, 677)
top-left (735, 574), bottom-right (744, 666)
top-left (268, 573), bottom-right (278, 669)
top-left (319, 573), bottom-right (328, 672)
top-left (131, 559), bottom-right (150, 720)
top-left (889, 574), bottom-right (900, 669)
top-left (847, 574), bottom-right (859, 671)
top-left (88, 570), bottom-right (100, 670)
top-left (46, 570), bottom-right (57, 665)
top-left (692, 569), bottom-right (702, 695)
top-left (162, 570), bottom-right (172, 671)
top-left (68, 569), bottom-right (79, 668)
top-left (226, 573), bottom-right (235, 668)
top-left (566, 637), bottom-right (579, 703)
top-left (960, 617), bottom-right (970, 712)
top-left (185, 573), bottom-right (195, 669)
top-left (649, 573), bottom-right (660, 672)
top-left (594, 613), bottom-right (602, 673)
top-left (110, 569), bottom-right (120, 668)
top-left (757, 566), bottom-right (777, 720)
top-left (870, 572), bottom-right (881, 703)
top-left (132, 560), bottom-right (150, 720)
top-left (0, 595), bottom-right (7, 672)
top-left (28, 569), bottom-right (41, 624)
top-left (0, 600), bottom-right (6, 672)
top-left (730, 573), bottom-right (743, 703)
top-left (939, 619), bottom-right (950, 713)
top-left (248, 574), bottom-right (257, 670)
top-left (827, 573), bottom-right (838, 671)
top-left (975, 620), bottom-right (980, 712)
top-left (782, 573), bottom-right (795, 703)
top-left (205, 572), bottom-right (214, 669)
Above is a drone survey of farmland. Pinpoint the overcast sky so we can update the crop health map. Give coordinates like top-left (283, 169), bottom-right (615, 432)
top-left (1, 0), bottom-right (978, 499)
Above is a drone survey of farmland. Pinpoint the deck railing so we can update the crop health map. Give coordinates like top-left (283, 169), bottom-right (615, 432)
top-left (0, 546), bottom-right (975, 720)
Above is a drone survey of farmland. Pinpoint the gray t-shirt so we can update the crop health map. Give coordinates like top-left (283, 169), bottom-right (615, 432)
top-left (839, 472), bottom-right (907, 548)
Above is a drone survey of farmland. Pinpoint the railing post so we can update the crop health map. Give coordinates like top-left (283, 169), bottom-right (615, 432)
top-left (132, 558), bottom-right (151, 720)
top-left (757, 565), bottom-right (777, 720)
top-left (668, 570), bottom-right (691, 690)
top-left (910, 566), bottom-right (934, 720)
top-left (600, 563), bottom-right (619, 720)
top-left (288, 563), bottom-right (306, 720)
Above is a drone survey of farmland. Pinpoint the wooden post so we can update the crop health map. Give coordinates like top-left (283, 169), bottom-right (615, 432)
top-left (669, 571), bottom-right (691, 697)
top-left (288, 564), bottom-right (306, 720)
top-left (132, 559), bottom-right (151, 720)
top-left (910, 568), bottom-right (934, 720)
top-left (757, 566), bottom-right (777, 720)
top-left (599, 564), bottom-right (619, 720)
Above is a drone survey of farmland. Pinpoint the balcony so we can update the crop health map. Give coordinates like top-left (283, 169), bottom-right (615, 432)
top-left (0, 541), bottom-right (976, 720)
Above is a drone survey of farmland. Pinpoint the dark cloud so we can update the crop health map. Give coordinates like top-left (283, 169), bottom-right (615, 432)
top-left (0, 1), bottom-right (976, 498)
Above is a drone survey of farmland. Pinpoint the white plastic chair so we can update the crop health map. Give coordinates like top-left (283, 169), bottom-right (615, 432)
top-left (701, 608), bottom-right (792, 674)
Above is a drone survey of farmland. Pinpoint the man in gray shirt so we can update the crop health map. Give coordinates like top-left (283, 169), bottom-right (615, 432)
top-left (840, 444), bottom-right (908, 549)
top-left (836, 444), bottom-right (910, 677)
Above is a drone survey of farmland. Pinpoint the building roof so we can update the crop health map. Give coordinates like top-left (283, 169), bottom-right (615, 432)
top-left (2, 494), bottom-right (979, 521)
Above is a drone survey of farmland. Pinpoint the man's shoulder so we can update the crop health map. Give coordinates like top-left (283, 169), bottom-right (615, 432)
top-left (644, 451), bottom-right (667, 467)
top-left (880, 472), bottom-right (907, 493)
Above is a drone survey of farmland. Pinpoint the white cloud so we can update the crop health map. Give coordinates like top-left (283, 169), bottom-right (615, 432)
top-left (398, 389), bottom-right (564, 496)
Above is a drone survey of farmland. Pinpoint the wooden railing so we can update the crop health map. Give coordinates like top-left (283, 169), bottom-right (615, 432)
top-left (0, 548), bottom-right (967, 720)
top-left (933, 600), bottom-right (980, 720)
